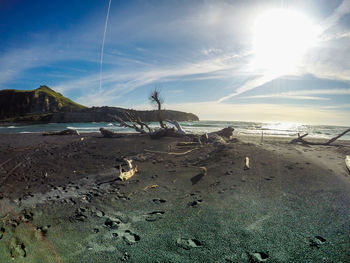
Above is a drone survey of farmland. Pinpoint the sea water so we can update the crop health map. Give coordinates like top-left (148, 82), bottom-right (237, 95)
top-left (0, 121), bottom-right (349, 140)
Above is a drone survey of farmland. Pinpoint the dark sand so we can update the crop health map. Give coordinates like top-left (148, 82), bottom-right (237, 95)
top-left (0, 133), bottom-right (349, 262)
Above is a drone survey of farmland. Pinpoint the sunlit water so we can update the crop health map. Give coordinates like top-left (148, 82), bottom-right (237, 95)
top-left (1, 121), bottom-right (349, 140)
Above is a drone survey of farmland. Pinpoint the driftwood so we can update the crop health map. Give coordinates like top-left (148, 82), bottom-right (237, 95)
top-left (110, 112), bottom-right (187, 139)
top-left (99, 128), bottom-right (123, 138)
top-left (191, 167), bottom-right (207, 185)
top-left (200, 126), bottom-right (235, 144)
top-left (107, 89), bottom-right (190, 139)
top-left (108, 88), bottom-right (235, 141)
top-left (144, 148), bottom-right (198, 155)
top-left (149, 127), bottom-right (183, 139)
top-left (210, 126), bottom-right (234, 139)
top-left (244, 157), bottom-right (250, 170)
top-left (290, 128), bottom-right (350, 145)
top-left (118, 159), bottom-right (138, 181)
top-left (42, 129), bottom-right (80, 136)
top-left (111, 112), bottom-right (150, 134)
top-left (177, 142), bottom-right (201, 147)
top-left (165, 120), bottom-right (186, 135)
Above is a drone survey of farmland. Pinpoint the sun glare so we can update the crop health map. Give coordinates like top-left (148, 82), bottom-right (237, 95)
top-left (252, 9), bottom-right (320, 76)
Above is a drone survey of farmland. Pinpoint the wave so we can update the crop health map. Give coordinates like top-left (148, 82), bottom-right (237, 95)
top-left (66, 126), bottom-right (116, 130)
top-left (0, 121), bottom-right (348, 140)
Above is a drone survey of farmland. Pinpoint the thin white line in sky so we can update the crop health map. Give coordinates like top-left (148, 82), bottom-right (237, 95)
top-left (99, 0), bottom-right (112, 92)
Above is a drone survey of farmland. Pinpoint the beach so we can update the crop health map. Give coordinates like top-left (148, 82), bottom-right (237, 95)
top-left (0, 132), bottom-right (349, 262)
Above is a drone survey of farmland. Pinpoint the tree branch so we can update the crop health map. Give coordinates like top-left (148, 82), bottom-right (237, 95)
top-left (290, 128), bottom-right (350, 145)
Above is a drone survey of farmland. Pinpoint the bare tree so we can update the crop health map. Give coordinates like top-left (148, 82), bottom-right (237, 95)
top-left (104, 88), bottom-right (189, 139)
top-left (149, 88), bottom-right (166, 129)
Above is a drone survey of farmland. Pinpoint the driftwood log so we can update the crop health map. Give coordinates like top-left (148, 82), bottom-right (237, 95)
top-left (290, 128), bottom-right (350, 145)
top-left (42, 129), bottom-right (80, 136)
top-left (200, 126), bottom-right (235, 144)
top-left (165, 120), bottom-right (186, 135)
top-left (109, 112), bottom-right (187, 139)
top-left (211, 126), bottom-right (234, 139)
top-left (144, 148), bottom-right (199, 155)
top-left (118, 159), bottom-right (138, 181)
top-left (99, 128), bottom-right (123, 138)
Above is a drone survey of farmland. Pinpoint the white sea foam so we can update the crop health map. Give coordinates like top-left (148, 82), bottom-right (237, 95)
top-left (0, 121), bottom-right (349, 140)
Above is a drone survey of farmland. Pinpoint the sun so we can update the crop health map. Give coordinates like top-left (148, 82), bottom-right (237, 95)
top-left (252, 9), bottom-right (320, 76)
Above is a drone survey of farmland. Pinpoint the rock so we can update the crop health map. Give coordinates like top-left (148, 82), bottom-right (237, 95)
top-left (176, 238), bottom-right (203, 250)
top-left (249, 252), bottom-right (269, 262)
top-left (94, 210), bottom-right (104, 217)
top-left (104, 218), bottom-right (120, 229)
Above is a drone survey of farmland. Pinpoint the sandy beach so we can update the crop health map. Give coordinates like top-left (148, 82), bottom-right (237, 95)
top-left (0, 132), bottom-right (349, 262)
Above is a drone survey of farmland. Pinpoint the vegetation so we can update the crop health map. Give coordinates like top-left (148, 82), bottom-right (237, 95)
top-left (1, 85), bottom-right (87, 110)
top-left (0, 114), bottom-right (53, 123)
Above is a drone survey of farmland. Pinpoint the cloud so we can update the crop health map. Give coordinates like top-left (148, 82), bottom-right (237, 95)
top-left (243, 95), bottom-right (329, 100)
top-left (0, 46), bottom-right (53, 86)
top-left (55, 51), bottom-right (248, 106)
top-left (323, 0), bottom-right (350, 30)
top-left (242, 88), bottom-right (350, 100)
top-left (323, 104), bottom-right (350, 109)
top-left (217, 74), bottom-right (278, 102)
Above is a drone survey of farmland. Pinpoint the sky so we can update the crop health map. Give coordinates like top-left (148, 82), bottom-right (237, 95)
top-left (0, 0), bottom-right (349, 125)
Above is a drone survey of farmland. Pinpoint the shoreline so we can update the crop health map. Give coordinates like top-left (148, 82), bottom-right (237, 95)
top-left (1, 121), bottom-right (350, 142)
top-left (1, 130), bottom-right (350, 142)
top-left (0, 132), bottom-right (349, 262)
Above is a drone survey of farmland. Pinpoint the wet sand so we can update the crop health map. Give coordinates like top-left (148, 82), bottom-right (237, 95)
top-left (0, 133), bottom-right (349, 262)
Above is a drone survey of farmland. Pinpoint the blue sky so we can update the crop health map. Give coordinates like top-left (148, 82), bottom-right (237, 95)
top-left (0, 0), bottom-right (350, 125)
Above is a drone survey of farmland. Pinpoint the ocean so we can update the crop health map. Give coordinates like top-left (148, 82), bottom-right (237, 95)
top-left (0, 121), bottom-right (349, 140)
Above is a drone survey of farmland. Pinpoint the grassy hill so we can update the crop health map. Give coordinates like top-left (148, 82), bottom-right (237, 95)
top-left (0, 85), bottom-right (86, 121)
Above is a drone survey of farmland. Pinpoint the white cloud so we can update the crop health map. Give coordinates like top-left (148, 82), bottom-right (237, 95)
top-left (242, 88), bottom-right (350, 100)
top-left (218, 74), bottom-right (278, 102)
top-left (55, 52), bottom-right (248, 106)
top-left (322, 0), bottom-right (350, 30)
top-left (243, 95), bottom-right (329, 100)
top-left (0, 47), bottom-right (53, 86)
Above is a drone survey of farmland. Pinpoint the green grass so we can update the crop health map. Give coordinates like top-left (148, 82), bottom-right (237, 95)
top-left (1, 85), bottom-right (87, 110)
top-left (0, 114), bottom-right (53, 123)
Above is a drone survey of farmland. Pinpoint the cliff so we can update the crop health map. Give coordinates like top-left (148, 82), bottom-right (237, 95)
top-left (0, 86), bottom-right (86, 119)
top-left (0, 86), bottom-right (199, 123)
